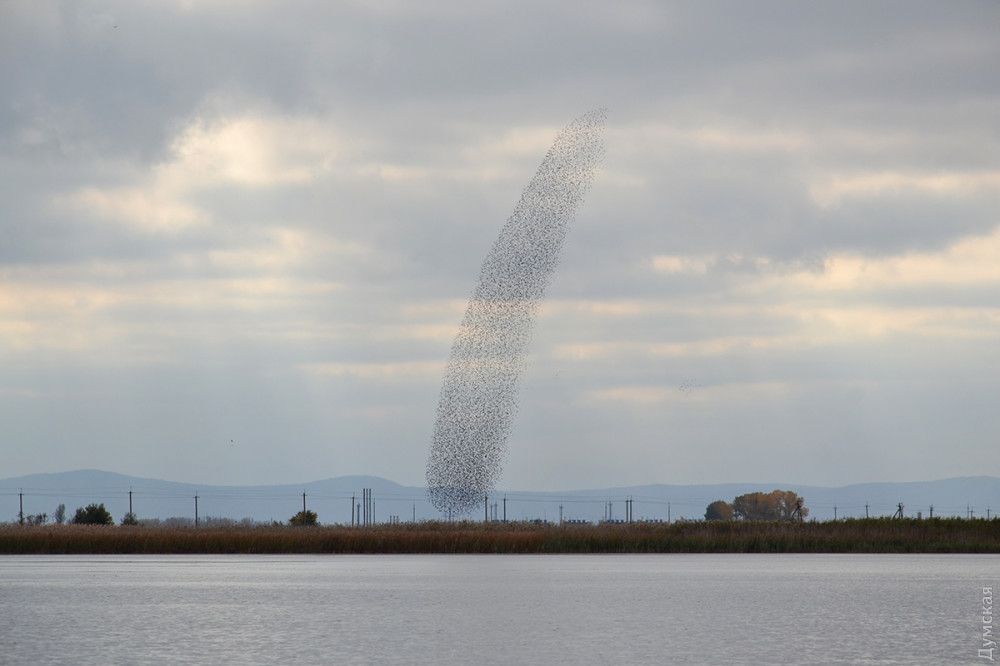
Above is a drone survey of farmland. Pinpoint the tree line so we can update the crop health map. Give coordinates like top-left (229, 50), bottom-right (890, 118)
top-left (705, 490), bottom-right (808, 521)
top-left (17, 503), bottom-right (319, 527)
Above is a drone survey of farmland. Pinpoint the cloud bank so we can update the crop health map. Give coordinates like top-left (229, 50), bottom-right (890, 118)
top-left (1, 2), bottom-right (998, 490)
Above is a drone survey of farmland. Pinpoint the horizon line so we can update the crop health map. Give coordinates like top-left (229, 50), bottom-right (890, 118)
top-left (3, 468), bottom-right (999, 493)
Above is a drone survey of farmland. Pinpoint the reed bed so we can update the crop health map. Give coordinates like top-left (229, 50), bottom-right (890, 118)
top-left (1, 518), bottom-right (998, 555)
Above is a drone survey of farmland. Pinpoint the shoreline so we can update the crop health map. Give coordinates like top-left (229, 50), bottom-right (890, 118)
top-left (2, 518), bottom-right (999, 555)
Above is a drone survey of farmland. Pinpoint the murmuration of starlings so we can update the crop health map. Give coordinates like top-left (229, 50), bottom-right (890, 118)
top-left (426, 109), bottom-right (606, 515)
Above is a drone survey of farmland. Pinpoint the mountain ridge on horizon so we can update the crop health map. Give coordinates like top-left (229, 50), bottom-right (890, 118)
top-left (3, 469), bottom-right (999, 523)
top-left (5, 468), bottom-right (998, 492)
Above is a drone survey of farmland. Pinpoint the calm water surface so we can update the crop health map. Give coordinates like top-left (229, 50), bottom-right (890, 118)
top-left (0, 554), bottom-right (996, 665)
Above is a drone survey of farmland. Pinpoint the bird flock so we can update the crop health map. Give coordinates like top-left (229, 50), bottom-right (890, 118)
top-left (426, 109), bottom-right (606, 515)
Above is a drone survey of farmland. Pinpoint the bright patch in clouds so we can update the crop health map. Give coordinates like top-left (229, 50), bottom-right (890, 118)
top-left (169, 116), bottom-right (341, 188)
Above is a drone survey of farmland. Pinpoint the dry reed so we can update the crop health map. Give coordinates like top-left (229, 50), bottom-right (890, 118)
top-left (1, 518), bottom-right (999, 554)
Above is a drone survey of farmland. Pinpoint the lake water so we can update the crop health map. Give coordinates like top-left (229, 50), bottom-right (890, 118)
top-left (0, 554), bottom-right (995, 664)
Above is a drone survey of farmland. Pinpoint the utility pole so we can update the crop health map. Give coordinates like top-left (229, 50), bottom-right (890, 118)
top-left (485, 493), bottom-right (489, 523)
top-left (929, 505), bottom-right (934, 519)
top-left (865, 503), bottom-right (869, 519)
top-left (834, 506), bottom-right (838, 521)
top-left (503, 495), bottom-right (507, 523)
top-left (18, 489), bottom-right (23, 526)
top-left (989, 507), bottom-right (992, 520)
top-left (351, 493), bottom-right (356, 526)
top-left (129, 488), bottom-right (133, 516)
top-left (559, 504), bottom-right (563, 525)
top-left (667, 502), bottom-right (671, 524)
top-left (363, 489), bottom-right (373, 525)
top-left (893, 503), bottom-right (903, 519)
top-left (302, 492), bottom-right (307, 514)
top-left (412, 504), bottom-right (416, 523)
top-left (194, 494), bottom-right (199, 527)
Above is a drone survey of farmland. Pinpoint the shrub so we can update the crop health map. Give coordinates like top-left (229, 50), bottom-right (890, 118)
top-left (72, 503), bottom-right (114, 525)
top-left (289, 510), bottom-right (318, 526)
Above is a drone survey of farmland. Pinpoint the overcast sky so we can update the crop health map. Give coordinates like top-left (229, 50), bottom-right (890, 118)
top-left (2, 1), bottom-right (999, 489)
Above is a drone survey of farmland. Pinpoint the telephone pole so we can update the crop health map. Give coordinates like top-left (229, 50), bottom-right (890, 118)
top-left (18, 489), bottom-right (23, 526)
top-left (351, 493), bottom-right (356, 526)
top-left (194, 494), bottom-right (199, 527)
top-left (412, 504), bottom-right (416, 523)
top-left (929, 504), bottom-right (934, 519)
top-left (667, 502), bottom-right (671, 524)
top-left (302, 492), bottom-right (307, 514)
top-left (833, 506), bottom-right (837, 521)
top-left (503, 495), bottom-right (507, 523)
top-left (865, 503), bottom-right (869, 519)
top-left (485, 493), bottom-right (489, 523)
top-left (559, 504), bottom-right (563, 525)
top-left (128, 488), bottom-right (133, 516)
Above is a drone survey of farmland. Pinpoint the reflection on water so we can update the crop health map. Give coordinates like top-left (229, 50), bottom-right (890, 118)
top-left (0, 554), bottom-right (994, 665)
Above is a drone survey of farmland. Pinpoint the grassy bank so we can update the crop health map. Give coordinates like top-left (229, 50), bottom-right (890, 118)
top-left (2, 518), bottom-right (1000, 554)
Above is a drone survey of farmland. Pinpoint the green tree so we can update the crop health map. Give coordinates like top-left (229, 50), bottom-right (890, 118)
top-left (72, 503), bottom-right (114, 525)
top-left (24, 513), bottom-right (48, 526)
top-left (120, 512), bottom-right (139, 526)
top-left (53, 503), bottom-right (66, 525)
top-left (705, 500), bottom-right (734, 521)
top-left (289, 510), bottom-right (318, 526)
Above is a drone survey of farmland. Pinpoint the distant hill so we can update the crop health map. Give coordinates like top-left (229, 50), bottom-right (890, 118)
top-left (2, 470), bottom-right (999, 524)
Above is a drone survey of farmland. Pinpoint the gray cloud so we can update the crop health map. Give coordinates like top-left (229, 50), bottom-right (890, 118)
top-left (1, 1), bottom-right (998, 493)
